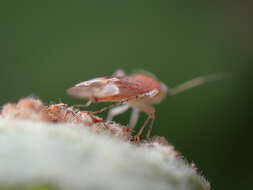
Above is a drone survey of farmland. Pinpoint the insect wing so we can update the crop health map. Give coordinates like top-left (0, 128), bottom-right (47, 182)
top-left (67, 77), bottom-right (120, 99)
top-left (116, 74), bottom-right (160, 95)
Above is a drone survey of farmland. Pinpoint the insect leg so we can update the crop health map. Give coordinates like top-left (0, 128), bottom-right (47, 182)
top-left (128, 108), bottom-right (139, 129)
top-left (146, 113), bottom-right (155, 139)
top-left (92, 101), bottom-right (124, 114)
top-left (92, 94), bottom-right (141, 115)
top-left (133, 104), bottom-right (155, 139)
top-left (71, 100), bottom-right (93, 108)
top-left (137, 115), bottom-right (151, 138)
top-left (92, 90), bottom-right (157, 116)
top-left (63, 109), bottom-right (74, 120)
top-left (106, 104), bottom-right (130, 122)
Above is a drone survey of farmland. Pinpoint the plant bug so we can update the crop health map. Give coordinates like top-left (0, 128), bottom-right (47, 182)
top-left (67, 70), bottom-right (224, 140)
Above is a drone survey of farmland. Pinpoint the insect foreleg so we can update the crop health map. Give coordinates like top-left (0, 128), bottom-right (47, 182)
top-left (128, 108), bottom-right (139, 129)
top-left (106, 104), bottom-right (130, 122)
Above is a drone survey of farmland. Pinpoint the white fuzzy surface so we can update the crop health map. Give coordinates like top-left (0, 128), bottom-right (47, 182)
top-left (0, 119), bottom-right (209, 190)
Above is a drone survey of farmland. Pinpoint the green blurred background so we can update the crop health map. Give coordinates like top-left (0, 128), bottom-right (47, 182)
top-left (0, 1), bottom-right (252, 189)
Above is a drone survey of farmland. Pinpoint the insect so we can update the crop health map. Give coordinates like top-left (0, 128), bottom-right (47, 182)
top-left (67, 70), bottom-right (224, 140)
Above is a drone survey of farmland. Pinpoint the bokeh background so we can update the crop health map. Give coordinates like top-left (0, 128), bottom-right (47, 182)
top-left (1, 1), bottom-right (252, 189)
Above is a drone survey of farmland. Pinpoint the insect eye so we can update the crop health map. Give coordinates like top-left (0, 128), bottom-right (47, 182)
top-left (160, 83), bottom-right (169, 97)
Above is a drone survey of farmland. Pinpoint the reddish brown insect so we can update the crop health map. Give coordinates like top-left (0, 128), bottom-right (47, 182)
top-left (67, 70), bottom-right (224, 140)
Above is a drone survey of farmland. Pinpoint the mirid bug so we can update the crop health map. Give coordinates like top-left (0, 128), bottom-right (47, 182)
top-left (67, 70), bottom-right (224, 140)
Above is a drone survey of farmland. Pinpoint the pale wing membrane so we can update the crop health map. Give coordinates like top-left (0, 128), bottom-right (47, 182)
top-left (67, 77), bottom-right (120, 99)
top-left (67, 85), bottom-right (102, 99)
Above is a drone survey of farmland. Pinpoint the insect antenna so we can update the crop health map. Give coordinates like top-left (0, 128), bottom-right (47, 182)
top-left (168, 73), bottom-right (226, 96)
